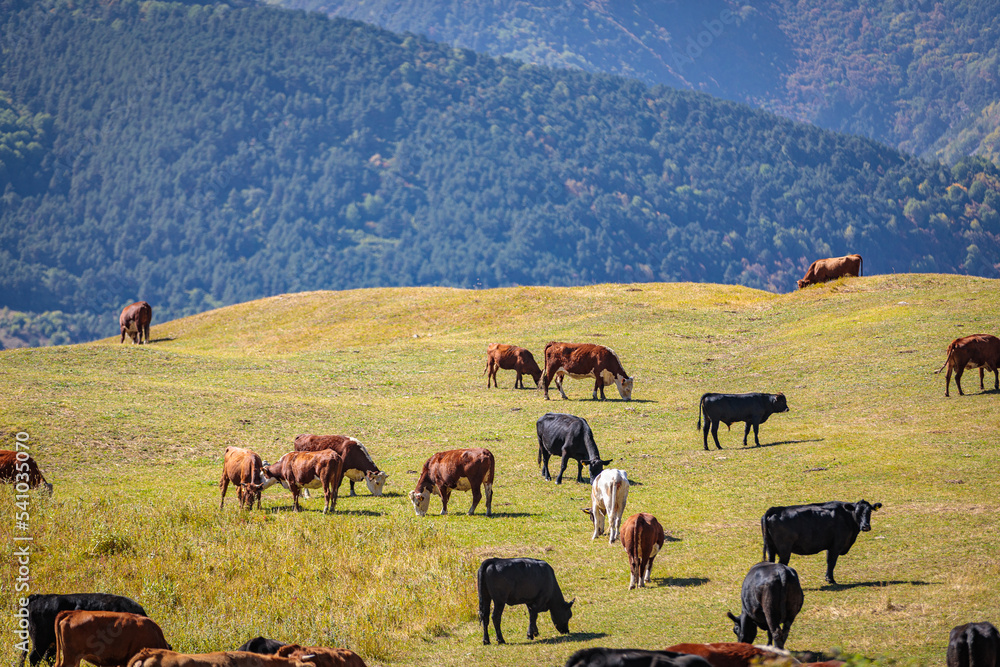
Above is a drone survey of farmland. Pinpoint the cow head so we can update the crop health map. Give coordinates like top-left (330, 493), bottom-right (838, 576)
top-left (772, 393), bottom-right (789, 413)
top-left (365, 470), bottom-right (389, 496)
top-left (727, 610), bottom-right (757, 644)
top-left (42, 481), bottom-right (54, 496)
top-left (550, 597), bottom-right (574, 634)
top-left (258, 466), bottom-right (284, 491)
top-left (584, 458), bottom-right (613, 481)
top-left (409, 489), bottom-right (431, 516)
top-left (854, 499), bottom-right (883, 532)
top-left (797, 279), bottom-right (809, 289)
top-left (615, 376), bottom-right (635, 401)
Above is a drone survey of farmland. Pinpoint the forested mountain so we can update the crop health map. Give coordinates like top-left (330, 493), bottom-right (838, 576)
top-left (274, 0), bottom-right (1000, 162)
top-left (1, 0), bottom-right (999, 346)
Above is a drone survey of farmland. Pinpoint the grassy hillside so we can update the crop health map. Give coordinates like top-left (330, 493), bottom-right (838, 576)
top-left (1, 274), bottom-right (999, 666)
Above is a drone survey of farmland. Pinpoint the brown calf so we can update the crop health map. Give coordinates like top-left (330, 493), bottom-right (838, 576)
top-left (484, 343), bottom-right (542, 389)
top-left (293, 434), bottom-right (388, 496)
top-left (219, 446), bottom-right (266, 510)
top-left (263, 450), bottom-right (345, 513)
top-left (620, 512), bottom-right (665, 590)
top-left (120, 302), bottom-right (153, 345)
top-left (0, 450), bottom-right (53, 494)
top-left (54, 611), bottom-right (169, 667)
top-left (796, 254), bottom-right (863, 289)
top-left (665, 643), bottom-right (793, 667)
top-left (276, 644), bottom-right (367, 667)
top-left (541, 342), bottom-right (634, 401)
top-left (409, 447), bottom-right (494, 517)
top-left (129, 650), bottom-right (313, 667)
top-left (935, 333), bottom-right (1000, 397)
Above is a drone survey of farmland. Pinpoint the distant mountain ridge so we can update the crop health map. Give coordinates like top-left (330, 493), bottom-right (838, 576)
top-left (272, 0), bottom-right (1000, 162)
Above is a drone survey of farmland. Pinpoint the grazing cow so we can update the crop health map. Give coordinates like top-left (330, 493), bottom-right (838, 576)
top-left (796, 254), bottom-right (863, 289)
top-left (582, 469), bottom-right (629, 543)
top-left (219, 447), bottom-right (267, 510)
top-left (536, 413), bottom-right (612, 484)
top-left (19, 594), bottom-right (147, 667)
top-left (119, 302), bottom-right (153, 345)
top-left (293, 434), bottom-right (388, 496)
top-left (276, 644), bottom-right (367, 667)
top-left (727, 562), bottom-right (803, 650)
top-left (54, 610), bottom-right (169, 667)
top-left (565, 648), bottom-right (712, 667)
top-left (262, 450), bottom-right (345, 514)
top-left (697, 393), bottom-right (789, 450)
top-left (233, 639), bottom-right (286, 655)
top-left (477, 557), bottom-right (574, 645)
top-left (484, 343), bottom-right (543, 389)
top-left (128, 650), bottom-right (314, 667)
top-left (1, 450), bottom-right (53, 495)
top-left (935, 334), bottom-right (1000, 397)
top-left (762, 500), bottom-right (883, 585)
top-left (666, 643), bottom-right (798, 667)
top-left (620, 512), bottom-right (665, 589)
top-left (947, 622), bottom-right (1000, 667)
top-left (541, 342), bottom-right (634, 401)
top-left (409, 447), bottom-right (494, 516)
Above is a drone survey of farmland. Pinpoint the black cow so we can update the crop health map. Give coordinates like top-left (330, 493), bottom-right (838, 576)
top-left (726, 562), bottom-right (803, 649)
top-left (697, 392), bottom-right (788, 450)
top-left (536, 413), bottom-right (612, 484)
top-left (18, 593), bottom-right (146, 667)
top-left (947, 622), bottom-right (1000, 667)
top-left (477, 557), bottom-right (574, 645)
top-left (235, 637), bottom-right (288, 654)
top-left (762, 500), bottom-right (883, 584)
top-left (565, 648), bottom-right (712, 667)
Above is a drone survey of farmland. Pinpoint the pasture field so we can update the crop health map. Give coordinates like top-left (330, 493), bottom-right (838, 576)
top-left (1, 274), bottom-right (999, 667)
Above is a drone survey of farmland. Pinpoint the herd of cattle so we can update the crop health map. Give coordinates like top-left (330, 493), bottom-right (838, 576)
top-left (5, 258), bottom-right (1000, 667)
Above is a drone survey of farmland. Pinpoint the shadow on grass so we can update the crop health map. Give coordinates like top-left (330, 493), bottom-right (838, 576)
top-left (663, 535), bottom-right (682, 543)
top-left (488, 512), bottom-right (538, 519)
top-left (654, 576), bottom-right (709, 588)
top-left (263, 505), bottom-right (381, 516)
top-left (754, 438), bottom-right (824, 448)
top-left (149, 337), bottom-right (175, 343)
top-left (814, 579), bottom-right (932, 592)
top-left (535, 631), bottom-right (609, 645)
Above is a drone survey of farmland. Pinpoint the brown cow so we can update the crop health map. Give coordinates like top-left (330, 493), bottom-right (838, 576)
top-left (262, 450), bottom-right (345, 513)
top-left (119, 302), bottom-right (153, 345)
top-left (620, 512), bottom-right (665, 590)
top-left (541, 342), bottom-right (634, 401)
top-left (54, 611), bottom-right (169, 667)
top-left (935, 333), bottom-right (1000, 397)
top-left (276, 644), bottom-right (367, 667)
top-left (0, 450), bottom-right (53, 494)
top-left (484, 343), bottom-right (543, 389)
top-left (409, 447), bottom-right (494, 517)
top-left (219, 446), bottom-right (267, 510)
top-left (796, 254), bottom-right (863, 289)
top-left (665, 643), bottom-right (796, 667)
top-left (292, 434), bottom-right (388, 496)
top-left (129, 650), bottom-right (313, 667)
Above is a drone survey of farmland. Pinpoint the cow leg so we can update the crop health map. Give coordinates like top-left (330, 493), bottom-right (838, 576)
top-left (751, 421), bottom-right (761, 447)
top-left (703, 420), bottom-right (711, 450)
top-left (219, 476), bottom-right (229, 510)
top-left (955, 367), bottom-right (965, 396)
top-left (439, 486), bottom-right (451, 514)
top-left (592, 509), bottom-right (605, 540)
top-left (540, 452), bottom-right (552, 481)
top-left (711, 421), bottom-right (723, 449)
top-left (555, 374), bottom-right (569, 399)
top-left (980, 367), bottom-right (986, 390)
top-left (555, 453), bottom-right (570, 484)
top-left (576, 458), bottom-right (585, 483)
top-left (514, 372), bottom-right (522, 389)
top-left (526, 606), bottom-right (540, 640)
top-left (469, 484), bottom-right (481, 515)
top-left (491, 602), bottom-right (506, 644)
top-left (825, 550), bottom-right (839, 584)
top-left (290, 484), bottom-right (301, 511)
top-left (480, 595), bottom-right (492, 645)
top-left (945, 367), bottom-right (953, 397)
top-left (593, 377), bottom-right (601, 400)
top-left (992, 367), bottom-right (1000, 391)
top-left (144, 323), bottom-right (150, 344)
top-left (484, 482), bottom-right (493, 517)
top-left (542, 372), bottom-right (552, 399)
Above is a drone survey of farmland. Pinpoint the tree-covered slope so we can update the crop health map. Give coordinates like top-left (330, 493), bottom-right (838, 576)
top-left (1, 0), bottom-right (999, 345)
top-left (274, 0), bottom-right (1000, 162)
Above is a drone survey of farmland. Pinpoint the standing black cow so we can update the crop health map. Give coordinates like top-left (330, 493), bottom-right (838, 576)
top-left (477, 557), bottom-right (574, 645)
top-left (536, 413), bottom-right (612, 484)
top-left (726, 562), bottom-right (803, 649)
top-left (947, 622), bottom-right (1000, 667)
top-left (697, 392), bottom-right (789, 450)
top-left (18, 593), bottom-right (147, 667)
top-left (234, 637), bottom-right (288, 654)
top-left (565, 648), bottom-right (712, 667)
top-left (761, 500), bottom-right (883, 584)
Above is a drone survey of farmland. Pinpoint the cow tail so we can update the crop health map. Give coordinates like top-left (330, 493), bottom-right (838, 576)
top-left (476, 562), bottom-right (489, 625)
top-left (696, 394), bottom-right (705, 430)
top-left (935, 343), bottom-right (957, 374)
top-left (761, 513), bottom-right (773, 562)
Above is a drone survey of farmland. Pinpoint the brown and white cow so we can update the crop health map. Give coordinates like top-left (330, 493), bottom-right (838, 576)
top-left (665, 643), bottom-right (798, 667)
top-left (541, 342), bottom-right (634, 401)
top-left (293, 434), bottom-right (388, 496)
top-left (129, 650), bottom-right (314, 667)
top-left (409, 447), bottom-right (494, 517)
top-left (54, 611), bottom-right (170, 667)
top-left (119, 301), bottom-right (153, 345)
top-left (0, 450), bottom-right (53, 494)
top-left (935, 333), bottom-right (1000, 397)
top-left (582, 468), bottom-right (629, 543)
top-left (796, 254), bottom-right (863, 289)
top-left (219, 446), bottom-right (268, 510)
top-left (262, 450), bottom-right (345, 513)
top-left (484, 343), bottom-right (543, 389)
top-left (276, 644), bottom-right (367, 667)
top-left (620, 512), bottom-right (665, 590)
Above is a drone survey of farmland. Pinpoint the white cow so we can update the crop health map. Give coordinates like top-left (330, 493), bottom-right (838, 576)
top-left (582, 468), bottom-right (629, 543)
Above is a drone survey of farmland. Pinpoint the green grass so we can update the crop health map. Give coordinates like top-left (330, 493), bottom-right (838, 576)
top-left (1, 275), bottom-right (999, 666)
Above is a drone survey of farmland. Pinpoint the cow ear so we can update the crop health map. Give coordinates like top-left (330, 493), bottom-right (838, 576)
top-left (727, 611), bottom-right (739, 622)
top-left (581, 508), bottom-right (593, 516)
top-left (568, 598), bottom-right (575, 608)
top-left (873, 502), bottom-right (883, 511)
top-left (601, 458), bottom-right (613, 466)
